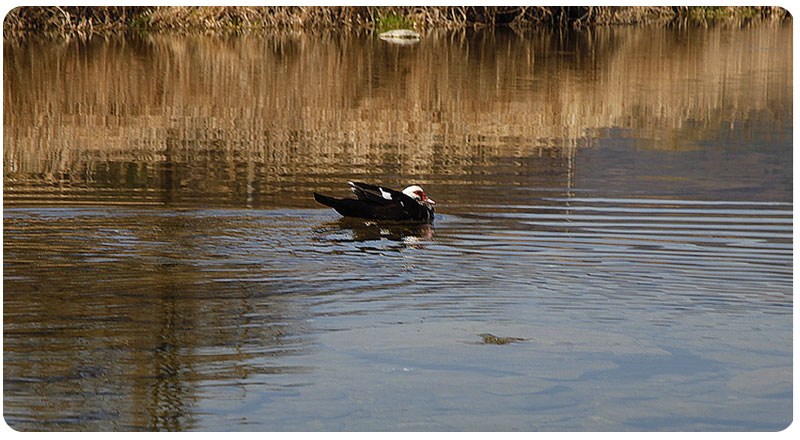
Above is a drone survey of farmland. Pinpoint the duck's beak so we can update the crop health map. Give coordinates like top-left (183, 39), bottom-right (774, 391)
top-left (425, 196), bottom-right (436, 205)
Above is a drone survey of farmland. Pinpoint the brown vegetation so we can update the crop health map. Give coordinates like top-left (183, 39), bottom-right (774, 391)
top-left (3, 6), bottom-right (791, 40)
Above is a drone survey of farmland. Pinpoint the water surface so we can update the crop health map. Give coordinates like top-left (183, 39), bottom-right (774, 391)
top-left (3, 24), bottom-right (793, 431)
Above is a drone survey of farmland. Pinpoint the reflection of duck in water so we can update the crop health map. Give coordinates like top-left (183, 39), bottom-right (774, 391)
top-left (328, 218), bottom-right (434, 243)
top-left (314, 181), bottom-right (435, 222)
top-left (317, 218), bottom-right (433, 245)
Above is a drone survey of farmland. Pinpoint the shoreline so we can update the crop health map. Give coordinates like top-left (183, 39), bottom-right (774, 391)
top-left (3, 6), bottom-right (791, 41)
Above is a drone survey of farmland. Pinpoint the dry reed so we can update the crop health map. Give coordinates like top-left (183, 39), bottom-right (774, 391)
top-left (3, 6), bottom-right (791, 40)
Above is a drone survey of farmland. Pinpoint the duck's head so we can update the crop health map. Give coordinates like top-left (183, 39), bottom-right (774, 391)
top-left (402, 185), bottom-right (435, 206)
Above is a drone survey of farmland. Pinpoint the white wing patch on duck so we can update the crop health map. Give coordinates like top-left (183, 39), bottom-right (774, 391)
top-left (379, 188), bottom-right (393, 200)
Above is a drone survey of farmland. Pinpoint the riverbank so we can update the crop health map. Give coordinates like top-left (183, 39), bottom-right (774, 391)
top-left (3, 6), bottom-right (791, 40)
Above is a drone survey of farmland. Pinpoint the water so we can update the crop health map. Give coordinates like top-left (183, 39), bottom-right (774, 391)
top-left (3, 24), bottom-right (793, 431)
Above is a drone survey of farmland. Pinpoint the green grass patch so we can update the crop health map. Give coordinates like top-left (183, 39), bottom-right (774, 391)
top-left (374, 12), bottom-right (414, 33)
top-left (131, 13), bottom-right (149, 30)
top-left (687, 6), bottom-right (761, 22)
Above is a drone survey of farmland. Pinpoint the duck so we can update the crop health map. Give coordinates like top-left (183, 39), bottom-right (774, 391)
top-left (314, 181), bottom-right (436, 222)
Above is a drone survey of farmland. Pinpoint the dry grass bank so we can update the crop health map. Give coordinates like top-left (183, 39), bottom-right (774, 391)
top-left (3, 6), bottom-right (791, 40)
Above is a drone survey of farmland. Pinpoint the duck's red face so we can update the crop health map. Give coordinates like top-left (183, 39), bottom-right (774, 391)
top-left (402, 185), bottom-right (435, 206)
top-left (414, 190), bottom-right (435, 205)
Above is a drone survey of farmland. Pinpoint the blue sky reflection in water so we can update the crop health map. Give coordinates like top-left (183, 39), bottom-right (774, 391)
top-left (2, 23), bottom-right (793, 431)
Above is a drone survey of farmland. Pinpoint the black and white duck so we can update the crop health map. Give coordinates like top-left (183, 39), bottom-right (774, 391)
top-left (314, 181), bottom-right (435, 222)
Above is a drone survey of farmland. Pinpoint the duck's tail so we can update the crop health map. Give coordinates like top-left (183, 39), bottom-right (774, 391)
top-left (314, 192), bottom-right (372, 219)
top-left (313, 192), bottom-right (338, 208)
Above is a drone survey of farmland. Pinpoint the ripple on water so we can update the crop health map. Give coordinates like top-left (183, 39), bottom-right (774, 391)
top-left (431, 197), bottom-right (792, 318)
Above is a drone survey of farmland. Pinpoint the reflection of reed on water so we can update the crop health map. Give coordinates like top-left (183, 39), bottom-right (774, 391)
top-left (2, 210), bottom-right (312, 430)
top-left (3, 24), bottom-right (791, 199)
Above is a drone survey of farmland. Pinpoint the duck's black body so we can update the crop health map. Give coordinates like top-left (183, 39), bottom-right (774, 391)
top-left (314, 181), bottom-right (435, 222)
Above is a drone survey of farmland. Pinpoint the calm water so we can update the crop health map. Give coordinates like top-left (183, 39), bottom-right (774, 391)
top-left (3, 24), bottom-right (793, 431)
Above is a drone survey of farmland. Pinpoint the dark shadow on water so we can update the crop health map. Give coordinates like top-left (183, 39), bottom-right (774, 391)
top-left (314, 218), bottom-right (434, 244)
